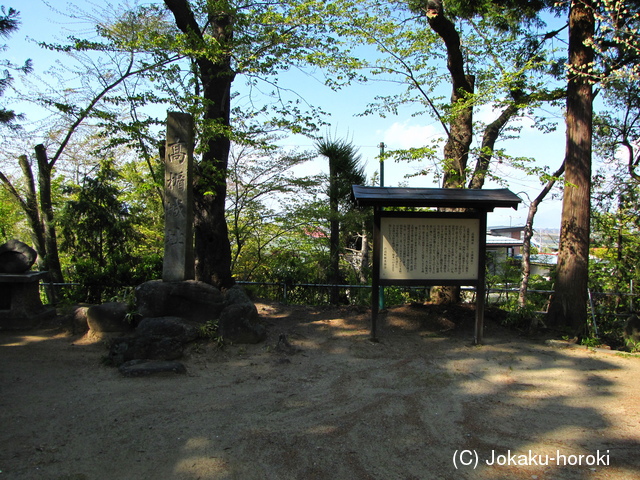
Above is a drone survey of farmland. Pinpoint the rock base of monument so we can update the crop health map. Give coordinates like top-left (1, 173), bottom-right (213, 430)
top-left (0, 272), bottom-right (56, 330)
top-left (135, 280), bottom-right (266, 344)
top-left (82, 280), bottom-right (267, 375)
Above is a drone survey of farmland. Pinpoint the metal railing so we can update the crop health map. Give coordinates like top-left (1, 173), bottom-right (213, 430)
top-left (41, 279), bottom-right (639, 335)
top-left (41, 280), bottom-right (639, 307)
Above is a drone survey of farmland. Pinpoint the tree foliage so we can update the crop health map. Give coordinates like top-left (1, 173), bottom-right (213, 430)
top-left (226, 140), bottom-right (322, 280)
top-left (59, 158), bottom-right (162, 302)
top-left (3, 0), bottom-right (640, 328)
top-left (589, 73), bottom-right (640, 311)
top-left (88, 0), bottom-right (365, 288)
top-left (0, 184), bottom-right (23, 241)
top-left (0, 6), bottom-right (31, 126)
top-left (328, 1), bottom-right (567, 193)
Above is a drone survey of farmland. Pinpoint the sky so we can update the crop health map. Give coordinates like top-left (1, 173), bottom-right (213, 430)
top-left (4, 0), bottom-right (569, 231)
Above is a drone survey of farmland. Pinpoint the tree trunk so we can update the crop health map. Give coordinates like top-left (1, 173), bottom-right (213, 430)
top-left (17, 155), bottom-right (47, 265)
top-left (547, 0), bottom-right (594, 334)
top-left (0, 155), bottom-right (61, 303)
top-left (426, 5), bottom-right (474, 190)
top-left (193, 135), bottom-right (234, 289)
top-left (518, 162), bottom-right (565, 310)
top-left (329, 160), bottom-right (340, 304)
top-left (329, 217), bottom-right (340, 304)
top-left (426, 1), bottom-right (474, 304)
top-left (468, 103), bottom-right (519, 190)
top-left (18, 154), bottom-right (61, 303)
top-left (164, 0), bottom-right (235, 289)
top-left (360, 228), bottom-right (369, 284)
top-left (34, 145), bottom-right (64, 301)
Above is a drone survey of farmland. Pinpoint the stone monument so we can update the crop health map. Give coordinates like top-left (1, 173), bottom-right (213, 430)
top-left (107, 112), bottom-right (265, 370)
top-left (0, 239), bottom-right (56, 329)
top-left (163, 112), bottom-right (195, 282)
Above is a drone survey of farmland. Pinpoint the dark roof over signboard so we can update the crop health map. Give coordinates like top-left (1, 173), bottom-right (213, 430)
top-left (351, 185), bottom-right (521, 211)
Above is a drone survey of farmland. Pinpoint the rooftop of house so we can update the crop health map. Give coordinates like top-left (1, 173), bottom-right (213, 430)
top-left (488, 225), bottom-right (526, 233)
top-left (486, 234), bottom-right (524, 247)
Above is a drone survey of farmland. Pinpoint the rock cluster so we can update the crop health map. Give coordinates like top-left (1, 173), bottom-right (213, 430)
top-left (75, 280), bottom-right (266, 376)
top-left (135, 280), bottom-right (266, 344)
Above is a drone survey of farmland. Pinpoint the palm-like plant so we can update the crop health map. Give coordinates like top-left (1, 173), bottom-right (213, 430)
top-left (316, 137), bottom-right (366, 304)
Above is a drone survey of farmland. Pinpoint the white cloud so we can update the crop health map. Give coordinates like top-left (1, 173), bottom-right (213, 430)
top-left (380, 121), bottom-right (442, 150)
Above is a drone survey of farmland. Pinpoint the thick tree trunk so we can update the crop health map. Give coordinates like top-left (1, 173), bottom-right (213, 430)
top-left (426, 5), bottom-right (474, 190)
top-left (34, 145), bottom-right (65, 301)
top-left (426, 1), bottom-right (474, 304)
top-left (17, 155), bottom-right (47, 265)
top-left (442, 79), bottom-right (474, 190)
top-left (547, 0), bottom-right (594, 334)
top-left (164, 0), bottom-right (235, 289)
top-left (193, 123), bottom-right (234, 288)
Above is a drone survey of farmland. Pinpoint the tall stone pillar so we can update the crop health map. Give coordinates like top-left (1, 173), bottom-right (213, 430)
top-left (163, 112), bottom-right (195, 282)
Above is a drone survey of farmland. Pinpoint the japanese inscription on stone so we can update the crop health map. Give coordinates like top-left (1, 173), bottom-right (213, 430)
top-left (380, 217), bottom-right (479, 280)
top-left (163, 112), bottom-right (194, 282)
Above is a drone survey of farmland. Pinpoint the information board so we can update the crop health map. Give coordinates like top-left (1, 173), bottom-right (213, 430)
top-left (380, 216), bottom-right (480, 281)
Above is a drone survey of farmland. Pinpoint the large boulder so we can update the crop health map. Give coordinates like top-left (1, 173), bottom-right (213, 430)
top-left (107, 316), bottom-right (198, 367)
top-left (62, 305), bottom-right (91, 335)
top-left (86, 302), bottom-right (132, 333)
top-left (623, 314), bottom-right (640, 349)
top-left (136, 316), bottom-right (199, 343)
top-left (135, 280), bottom-right (225, 323)
top-left (0, 240), bottom-right (37, 274)
top-left (218, 285), bottom-right (266, 344)
top-left (108, 335), bottom-right (185, 366)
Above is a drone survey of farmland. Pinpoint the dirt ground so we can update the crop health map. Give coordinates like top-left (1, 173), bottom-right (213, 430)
top-left (1, 301), bottom-right (639, 480)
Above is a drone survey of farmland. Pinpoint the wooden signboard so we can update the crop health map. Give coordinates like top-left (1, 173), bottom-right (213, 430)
top-left (351, 185), bottom-right (522, 345)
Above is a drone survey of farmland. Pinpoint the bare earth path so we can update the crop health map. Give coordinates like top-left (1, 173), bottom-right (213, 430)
top-left (1, 302), bottom-right (639, 480)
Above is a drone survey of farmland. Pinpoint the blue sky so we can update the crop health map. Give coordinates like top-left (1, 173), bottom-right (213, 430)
top-left (4, 0), bottom-right (568, 230)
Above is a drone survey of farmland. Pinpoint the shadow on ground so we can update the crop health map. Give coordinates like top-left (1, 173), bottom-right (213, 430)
top-left (1, 301), bottom-right (638, 479)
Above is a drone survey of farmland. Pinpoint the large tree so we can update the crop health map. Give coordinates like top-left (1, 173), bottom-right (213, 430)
top-left (547, 0), bottom-right (640, 332)
top-left (0, 0), bottom-right (183, 304)
top-left (127, 0), bottom-right (352, 289)
top-left (378, 0), bottom-right (565, 191)
top-left (163, 0), bottom-right (236, 288)
top-left (383, 0), bottom-right (564, 303)
top-left (1, 0), bottom-right (349, 295)
top-left (547, 0), bottom-right (594, 333)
